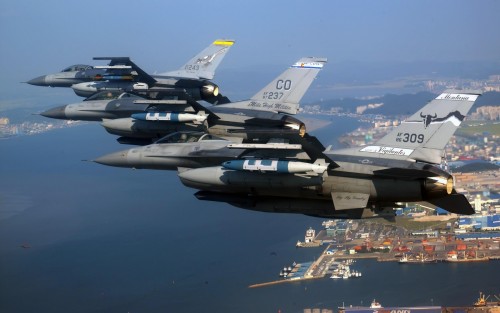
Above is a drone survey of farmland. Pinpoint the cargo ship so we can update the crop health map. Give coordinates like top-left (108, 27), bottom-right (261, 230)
top-left (338, 299), bottom-right (441, 313)
top-left (337, 293), bottom-right (500, 313)
top-left (398, 253), bottom-right (437, 264)
top-left (445, 250), bottom-right (489, 262)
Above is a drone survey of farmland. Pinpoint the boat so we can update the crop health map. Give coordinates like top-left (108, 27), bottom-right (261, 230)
top-left (446, 250), bottom-right (489, 262)
top-left (338, 293), bottom-right (498, 313)
top-left (399, 253), bottom-right (408, 263)
top-left (399, 252), bottom-right (437, 264)
top-left (370, 299), bottom-right (382, 308)
top-left (304, 227), bottom-right (316, 243)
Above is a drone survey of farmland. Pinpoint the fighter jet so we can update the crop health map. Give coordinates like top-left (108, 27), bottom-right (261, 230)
top-left (27, 64), bottom-right (105, 87)
top-left (28, 39), bottom-right (235, 103)
top-left (39, 90), bottom-right (198, 122)
top-left (176, 90), bottom-right (482, 219)
top-left (93, 131), bottom-right (319, 170)
top-left (100, 57), bottom-right (327, 142)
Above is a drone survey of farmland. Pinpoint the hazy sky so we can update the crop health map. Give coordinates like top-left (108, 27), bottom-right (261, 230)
top-left (1, 0), bottom-right (500, 104)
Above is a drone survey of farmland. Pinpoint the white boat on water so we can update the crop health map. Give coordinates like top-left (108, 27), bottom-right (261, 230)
top-left (399, 253), bottom-right (409, 263)
top-left (370, 299), bottom-right (382, 308)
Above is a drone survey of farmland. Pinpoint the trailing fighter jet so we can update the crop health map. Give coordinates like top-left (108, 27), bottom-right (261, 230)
top-left (28, 39), bottom-right (235, 103)
top-left (100, 57), bottom-right (327, 142)
top-left (176, 90), bottom-right (482, 219)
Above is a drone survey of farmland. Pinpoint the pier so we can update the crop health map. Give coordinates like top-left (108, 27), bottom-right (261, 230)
top-left (249, 221), bottom-right (500, 288)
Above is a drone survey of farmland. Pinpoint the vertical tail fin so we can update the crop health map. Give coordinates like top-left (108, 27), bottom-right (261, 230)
top-left (374, 89), bottom-right (482, 163)
top-left (162, 39), bottom-right (235, 80)
top-left (249, 57), bottom-right (327, 114)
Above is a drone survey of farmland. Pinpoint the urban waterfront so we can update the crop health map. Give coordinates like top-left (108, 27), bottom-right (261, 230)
top-left (0, 117), bottom-right (498, 313)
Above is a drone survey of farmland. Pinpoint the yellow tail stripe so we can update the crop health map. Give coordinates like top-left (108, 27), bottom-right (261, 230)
top-left (213, 40), bottom-right (235, 46)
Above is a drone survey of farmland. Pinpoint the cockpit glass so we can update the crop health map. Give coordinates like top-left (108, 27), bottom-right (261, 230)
top-left (61, 64), bottom-right (92, 72)
top-left (155, 132), bottom-right (207, 144)
top-left (84, 90), bottom-right (123, 101)
top-left (199, 134), bottom-right (224, 141)
top-left (155, 132), bottom-right (226, 144)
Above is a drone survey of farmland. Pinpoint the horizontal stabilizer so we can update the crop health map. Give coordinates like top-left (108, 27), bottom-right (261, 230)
top-left (206, 94), bottom-right (232, 105)
top-left (426, 193), bottom-right (475, 215)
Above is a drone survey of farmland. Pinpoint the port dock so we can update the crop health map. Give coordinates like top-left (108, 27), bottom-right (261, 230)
top-left (249, 220), bottom-right (500, 288)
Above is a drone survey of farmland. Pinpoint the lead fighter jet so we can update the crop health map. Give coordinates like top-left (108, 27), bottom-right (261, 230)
top-left (28, 39), bottom-right (235, 103)
top-left (93, 130), bottom-right (323, 171)
top-left (177, 90), bottom-right (482, 219)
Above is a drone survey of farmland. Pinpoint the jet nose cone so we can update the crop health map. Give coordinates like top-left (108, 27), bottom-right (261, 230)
top-left (93, 150), bottom-right (130, 168)
top-left (40, 106), bottom-right (67, 120)
top-left (27, 75), bottom-right (47, 86)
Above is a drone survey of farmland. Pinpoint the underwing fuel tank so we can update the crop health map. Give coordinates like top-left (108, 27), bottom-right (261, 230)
top-left (222, 159), bottom-right (327, 174)
top-left (178, 166), bottom-right (322, 192)
top-left (131, 112), bottom-right (207, 123)
top-left (101, 117), bottom-right (200, 138)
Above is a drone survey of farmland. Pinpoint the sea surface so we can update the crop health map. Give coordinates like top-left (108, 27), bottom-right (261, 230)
top-left (0, 116), bottom-right (498, 313)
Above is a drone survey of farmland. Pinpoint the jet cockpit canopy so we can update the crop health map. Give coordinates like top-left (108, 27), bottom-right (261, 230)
top-left (155, 131), bottom-right (226, 144)
top-left (61, 64), bottom-right (93, 72)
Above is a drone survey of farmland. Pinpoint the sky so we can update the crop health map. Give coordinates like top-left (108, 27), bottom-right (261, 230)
top-left (1, 0), bottom-right (500, 105)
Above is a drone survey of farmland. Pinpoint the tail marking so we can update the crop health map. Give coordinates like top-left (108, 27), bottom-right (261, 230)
top-left (406, 110), bottom-right (466, 129)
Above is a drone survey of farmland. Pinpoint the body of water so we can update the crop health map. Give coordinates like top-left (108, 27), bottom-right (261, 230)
top-left (0, 117), bottom-right (498, 313)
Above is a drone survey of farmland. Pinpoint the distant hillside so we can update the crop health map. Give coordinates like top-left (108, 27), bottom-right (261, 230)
top-left (309, 91), bottom-right (500, 116)
top-left (454, 162), bottom-right (500, 173)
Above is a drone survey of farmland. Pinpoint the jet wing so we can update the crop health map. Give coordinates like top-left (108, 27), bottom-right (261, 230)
top-left (93, 57), bottom-right (157, 86)
top-left (228, 134), bottom-right (338, 169)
